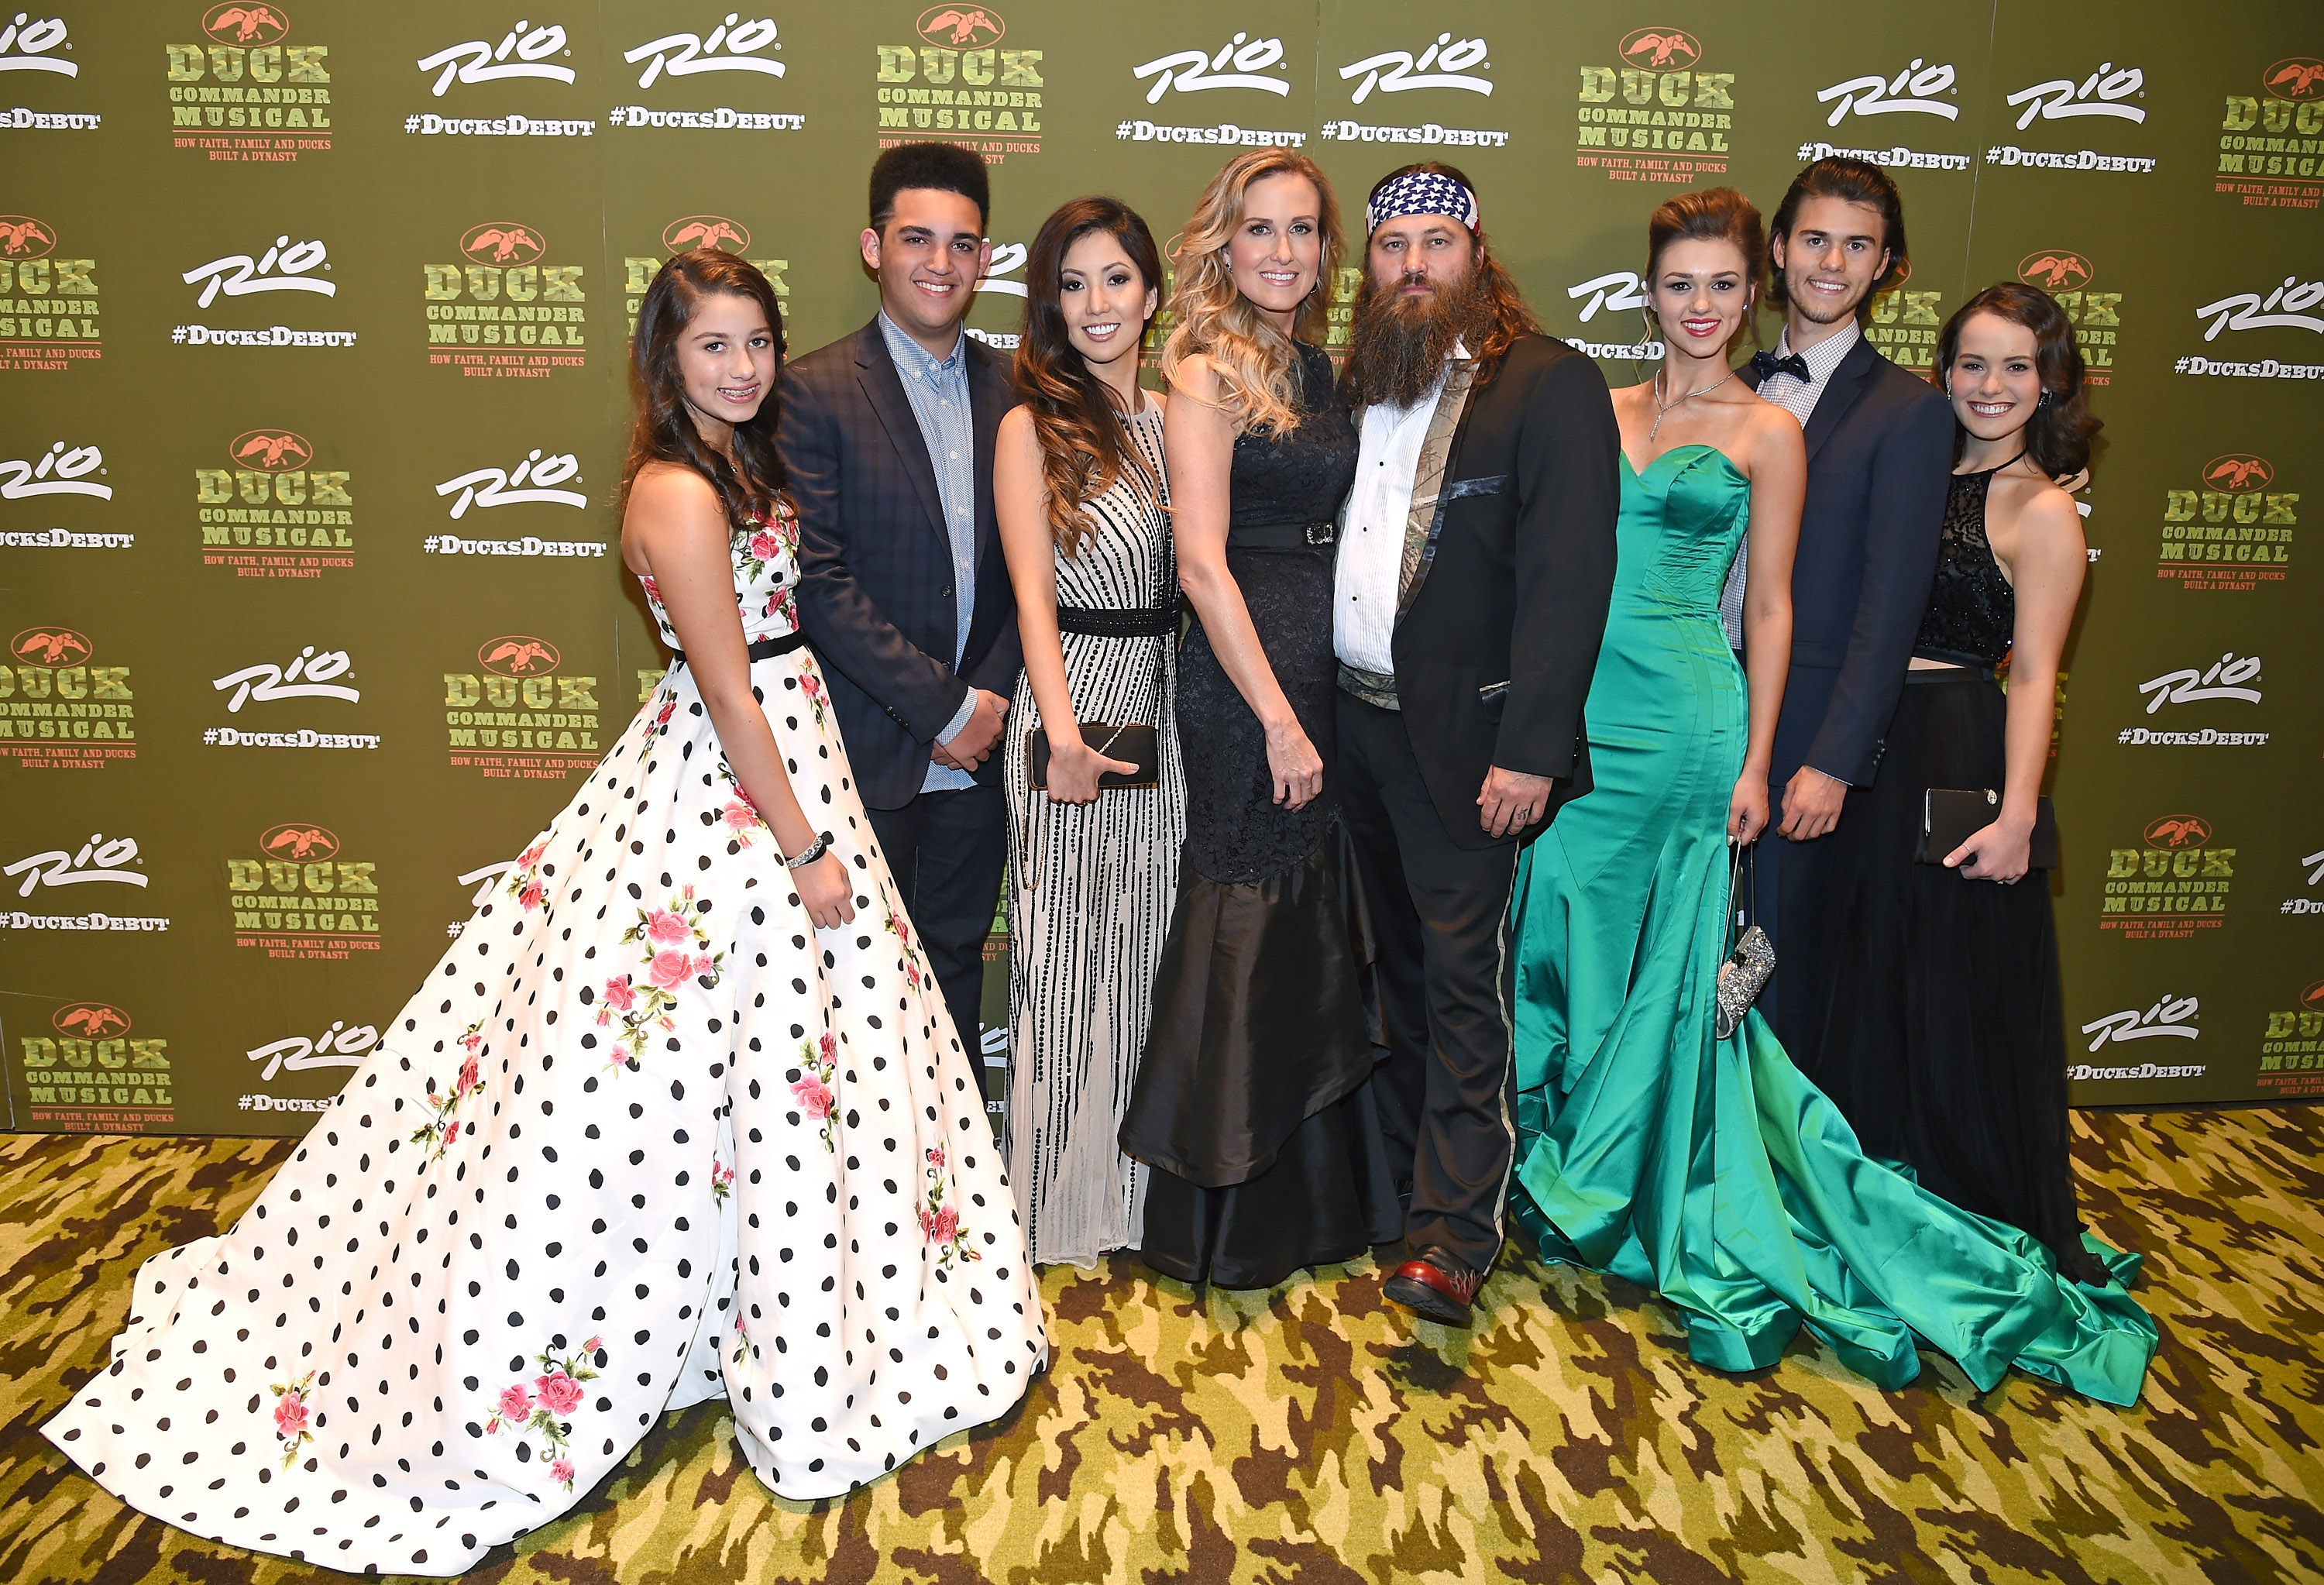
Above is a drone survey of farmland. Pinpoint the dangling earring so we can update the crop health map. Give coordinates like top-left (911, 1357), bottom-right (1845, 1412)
top-left (2037, 389), bottom-right (2056, 407)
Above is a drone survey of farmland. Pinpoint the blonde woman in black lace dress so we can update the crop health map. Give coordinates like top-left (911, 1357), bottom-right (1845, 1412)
top-left (995, 198), bottom-right (1183, 1268)
top-left (1118, 149), bottom-right (1400, 1291)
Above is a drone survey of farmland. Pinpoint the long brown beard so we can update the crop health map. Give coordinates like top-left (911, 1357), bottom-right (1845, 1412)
top-left (1343, 264), bottom-right (1490, 409)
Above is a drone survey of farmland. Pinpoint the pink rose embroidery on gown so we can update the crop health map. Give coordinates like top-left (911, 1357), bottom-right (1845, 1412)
top-left (42, 502), bottom-right (1048, 1577)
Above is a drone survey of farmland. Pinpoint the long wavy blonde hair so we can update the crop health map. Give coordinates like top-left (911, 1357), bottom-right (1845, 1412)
top-left (1161, 148), bottom-right (1342, 437)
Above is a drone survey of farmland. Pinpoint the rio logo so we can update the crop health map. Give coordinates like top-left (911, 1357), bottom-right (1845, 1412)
top-left (0, 13), bottom-right (75, 76)
top-left (2, 441), bottom-right (108, 500)
top-left (1339, 33), bottom-right (1491, 104)
top-left (2005, 62), bottom-right (2144, 130)
top-left (624, 13), bottom-right (783, 88)
top-left (435, 449), bottom-right (586, 518)
top-left (2137, 651), bottom-right (2261, 713)
top-left (664, 215), bottom-right (750, 253)
top-left (5, 832), bottom-right (146, 897)
top-left (211, 644), bottom-right (358, 712)
top-left (2079, 993), bottom-right (2198, 1052)
top-left (180, 234), bottom-right (332, 308)
top-left (416, 21), bottom-right (574, 96)
top-left (2017, 251), bottom-right (2094, 291)
top-left (246, 1017), bottom-right (377, 1081)
top-left (1133, 32), bottom-right (1289, 103)
top-left (2194, 273), bottom-right (2324, 341)
top-left (1817, 59), bottom-right (1957, 125)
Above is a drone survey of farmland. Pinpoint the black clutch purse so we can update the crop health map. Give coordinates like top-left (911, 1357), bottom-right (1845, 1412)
top-left (1915, 788), bottom-right (2059, 870)
top-left (1026, 722), bottom-right (1160, 791)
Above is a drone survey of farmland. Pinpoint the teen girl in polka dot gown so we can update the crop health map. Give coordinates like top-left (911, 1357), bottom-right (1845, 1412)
top-left (43, 253), bottom-right (1047, 1576)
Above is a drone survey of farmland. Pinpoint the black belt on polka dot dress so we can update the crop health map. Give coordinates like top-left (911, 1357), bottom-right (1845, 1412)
top-left (668, 630), bottom-right (810, 668)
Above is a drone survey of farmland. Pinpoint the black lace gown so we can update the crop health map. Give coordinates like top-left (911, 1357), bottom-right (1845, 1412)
top-left (1119, 342), bottom-right (1400, 1288)
top-left (1802, 462), bottom-right (2107, 1284)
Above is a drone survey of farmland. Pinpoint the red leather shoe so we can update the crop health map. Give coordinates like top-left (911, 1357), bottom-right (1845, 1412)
top-left (1383, 1246), bottom-right (1483, 1326)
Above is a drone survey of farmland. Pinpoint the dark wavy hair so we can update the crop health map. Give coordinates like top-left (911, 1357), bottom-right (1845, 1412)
top-left (620, 249), bottom-right (787, 543)
top-left (1016, 197), bottom-right (1164, 554)
top-left (1643, 186), bottom-right (1765, 349)
top-left (1934, 282), bottom-right (2102, 477)
top-left (1768, 156), bottom-right (1906, 321)
top-left (1361, 160), bottom-right (1542, 380)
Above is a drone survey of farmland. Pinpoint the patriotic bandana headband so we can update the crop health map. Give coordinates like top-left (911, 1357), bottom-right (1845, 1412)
top-left (1364, 170), bottom-right (1479, 235)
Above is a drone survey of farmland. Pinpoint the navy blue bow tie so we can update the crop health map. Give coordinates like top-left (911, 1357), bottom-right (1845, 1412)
top-left (1751, 350), bottom-right (1811, 383)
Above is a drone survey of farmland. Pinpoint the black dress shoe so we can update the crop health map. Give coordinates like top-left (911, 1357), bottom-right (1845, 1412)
top-left (1384, 1245), bottom-right (1483, 1326)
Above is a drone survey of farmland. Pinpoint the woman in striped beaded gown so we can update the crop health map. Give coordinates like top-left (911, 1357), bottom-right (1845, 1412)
top-left (995, 198), bottom-right (1184, 1267)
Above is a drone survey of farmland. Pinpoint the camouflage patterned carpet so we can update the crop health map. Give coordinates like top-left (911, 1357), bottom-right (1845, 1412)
top-left (4, 1108), bottom-right (2320, 1584)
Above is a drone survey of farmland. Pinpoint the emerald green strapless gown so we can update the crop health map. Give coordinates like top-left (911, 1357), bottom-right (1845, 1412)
top-left (1508, 445), bottom-right (2156, 1405)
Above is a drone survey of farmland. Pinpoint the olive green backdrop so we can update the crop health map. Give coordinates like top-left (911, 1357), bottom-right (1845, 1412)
top-left (3, 1), bottom-right (2318, 1136)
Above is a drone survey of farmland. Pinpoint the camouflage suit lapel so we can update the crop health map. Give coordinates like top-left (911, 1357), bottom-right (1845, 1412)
top-left (1396, 357), bottom-right (1477, 617)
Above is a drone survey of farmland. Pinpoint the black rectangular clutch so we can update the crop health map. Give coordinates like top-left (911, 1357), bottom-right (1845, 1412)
top-left (1915, 788), bottom-right (2060, 870)
top-left (1025, 724), bottom-right (1160, 792)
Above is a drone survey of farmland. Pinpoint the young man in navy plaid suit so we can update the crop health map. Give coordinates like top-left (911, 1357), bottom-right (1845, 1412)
top-left (782, 143), bottom-right (1022, 1061)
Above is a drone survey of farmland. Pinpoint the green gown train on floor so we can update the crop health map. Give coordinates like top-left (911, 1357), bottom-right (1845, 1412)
top-left (1507, 444), bottom-right (2156, 1406)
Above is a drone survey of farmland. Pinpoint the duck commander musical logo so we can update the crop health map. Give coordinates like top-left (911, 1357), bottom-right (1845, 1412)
top-left (0, 215), bottom-right (98, 372)
top-left (2217, 55), bottom-right (2324, 209)
top-left (0, 624), bottom-right (134, 768)
top-left (1575, 26), bottom-right (1737, 186)
top-left (164, 3), bottom-right (333, 162)
top-left (1864, 260), bottom-right (1943, 373)
top-left (2013, 250), bottom-right (2123, 385)
top-left (225, 821), bottom-right (382, 958)
top-left (423, 221), bottom-right (587, 380)
top-left (2158, 452), bottom-right (2296, 591)
top-left (621, 215), bottom-right (789, 342)
top-left (443, 633), bottom-right (602, 779)
top-left (874, 5), bottom-right (1045, 161)
top-left (2257, 977), bottom-right (2324, 1096)
top-left (16, 1001), bottom-right (174, 1132)
top-left (2102, 814), bottom-right (2234, 940)
top-left (196, 425), bottom-right (355, 579)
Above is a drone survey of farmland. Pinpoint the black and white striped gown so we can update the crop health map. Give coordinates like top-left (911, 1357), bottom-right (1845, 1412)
top-left (1002, 400), bottom-right (1184, 1267)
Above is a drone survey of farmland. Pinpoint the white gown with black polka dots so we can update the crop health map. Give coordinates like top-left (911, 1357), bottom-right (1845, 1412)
top-left (44, 507), bottom-right (1049, 1576)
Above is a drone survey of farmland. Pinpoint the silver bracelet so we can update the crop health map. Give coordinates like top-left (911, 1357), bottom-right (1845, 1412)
top-left (782, 831), bottom-right (833, 870)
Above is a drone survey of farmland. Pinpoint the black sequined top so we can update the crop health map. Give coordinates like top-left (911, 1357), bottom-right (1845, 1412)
top-left (1913, 462), bottom-right (2017, 667)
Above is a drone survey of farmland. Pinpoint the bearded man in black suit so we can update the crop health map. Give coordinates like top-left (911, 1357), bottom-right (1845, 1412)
top-left (1331, 164), bottom-right (1620, 1326)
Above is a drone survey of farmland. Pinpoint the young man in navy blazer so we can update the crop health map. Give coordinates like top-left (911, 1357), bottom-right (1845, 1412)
top-left (781, 143), bottom-right (1021, 1061)
top-left (1724, 157), bottom-right (1952, 1051)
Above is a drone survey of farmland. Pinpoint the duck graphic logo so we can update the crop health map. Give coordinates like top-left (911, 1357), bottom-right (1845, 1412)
top-left (261, 822), bottom-right (339, 861)
top-left (0, 216), bottom-right (53, 257)
top-left (2204, 455), bottom-right (2274, 491)
top-left (2018, 251), bottom-right (2094, 291)
top-left (482, 635), bottom-right (561, 675)
top-left (662, 215), bottom-right (748, 253)
top-left (1620, 28), bottom-right (1700, 70)
top-left (2265, 58), bottom-right (2324, 101)
top-left (919, 5), bottom-right (1003, 46)
top-left (12, 627), bottom-right (90, 667)
top-left (232, 428), bottom-right (310, 469)
top-left (205, 4), bottom-right (290, 46)
top-left (55, 1002), bottom-right (129, 1037)
top-left (2144, 815), bottom-right (2212, 849)
top-left (461, 222), bottom-right (546, 266)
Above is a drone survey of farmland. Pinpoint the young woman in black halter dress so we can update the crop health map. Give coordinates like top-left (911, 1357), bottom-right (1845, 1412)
top-left (1808, 283), bottom-right (2116, 1287)
top-left (1119, 150), bottom-right (1398, 1290)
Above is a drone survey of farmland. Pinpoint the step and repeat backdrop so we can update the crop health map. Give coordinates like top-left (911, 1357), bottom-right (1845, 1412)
top-left (2, 1), bottom-right (2318, 1136)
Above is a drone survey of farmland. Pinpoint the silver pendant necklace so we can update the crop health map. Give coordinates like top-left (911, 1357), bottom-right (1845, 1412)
top-left (1648, 366), bottom-right (1738, 443)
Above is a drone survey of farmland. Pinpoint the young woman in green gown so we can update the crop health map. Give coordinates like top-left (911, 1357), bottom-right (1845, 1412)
top-left (1505, 188), bottom-right (2155, 1404)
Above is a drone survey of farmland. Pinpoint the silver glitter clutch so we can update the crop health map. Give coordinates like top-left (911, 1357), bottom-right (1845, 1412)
top-left (1714, 845), bottom-right (1772, 1040)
